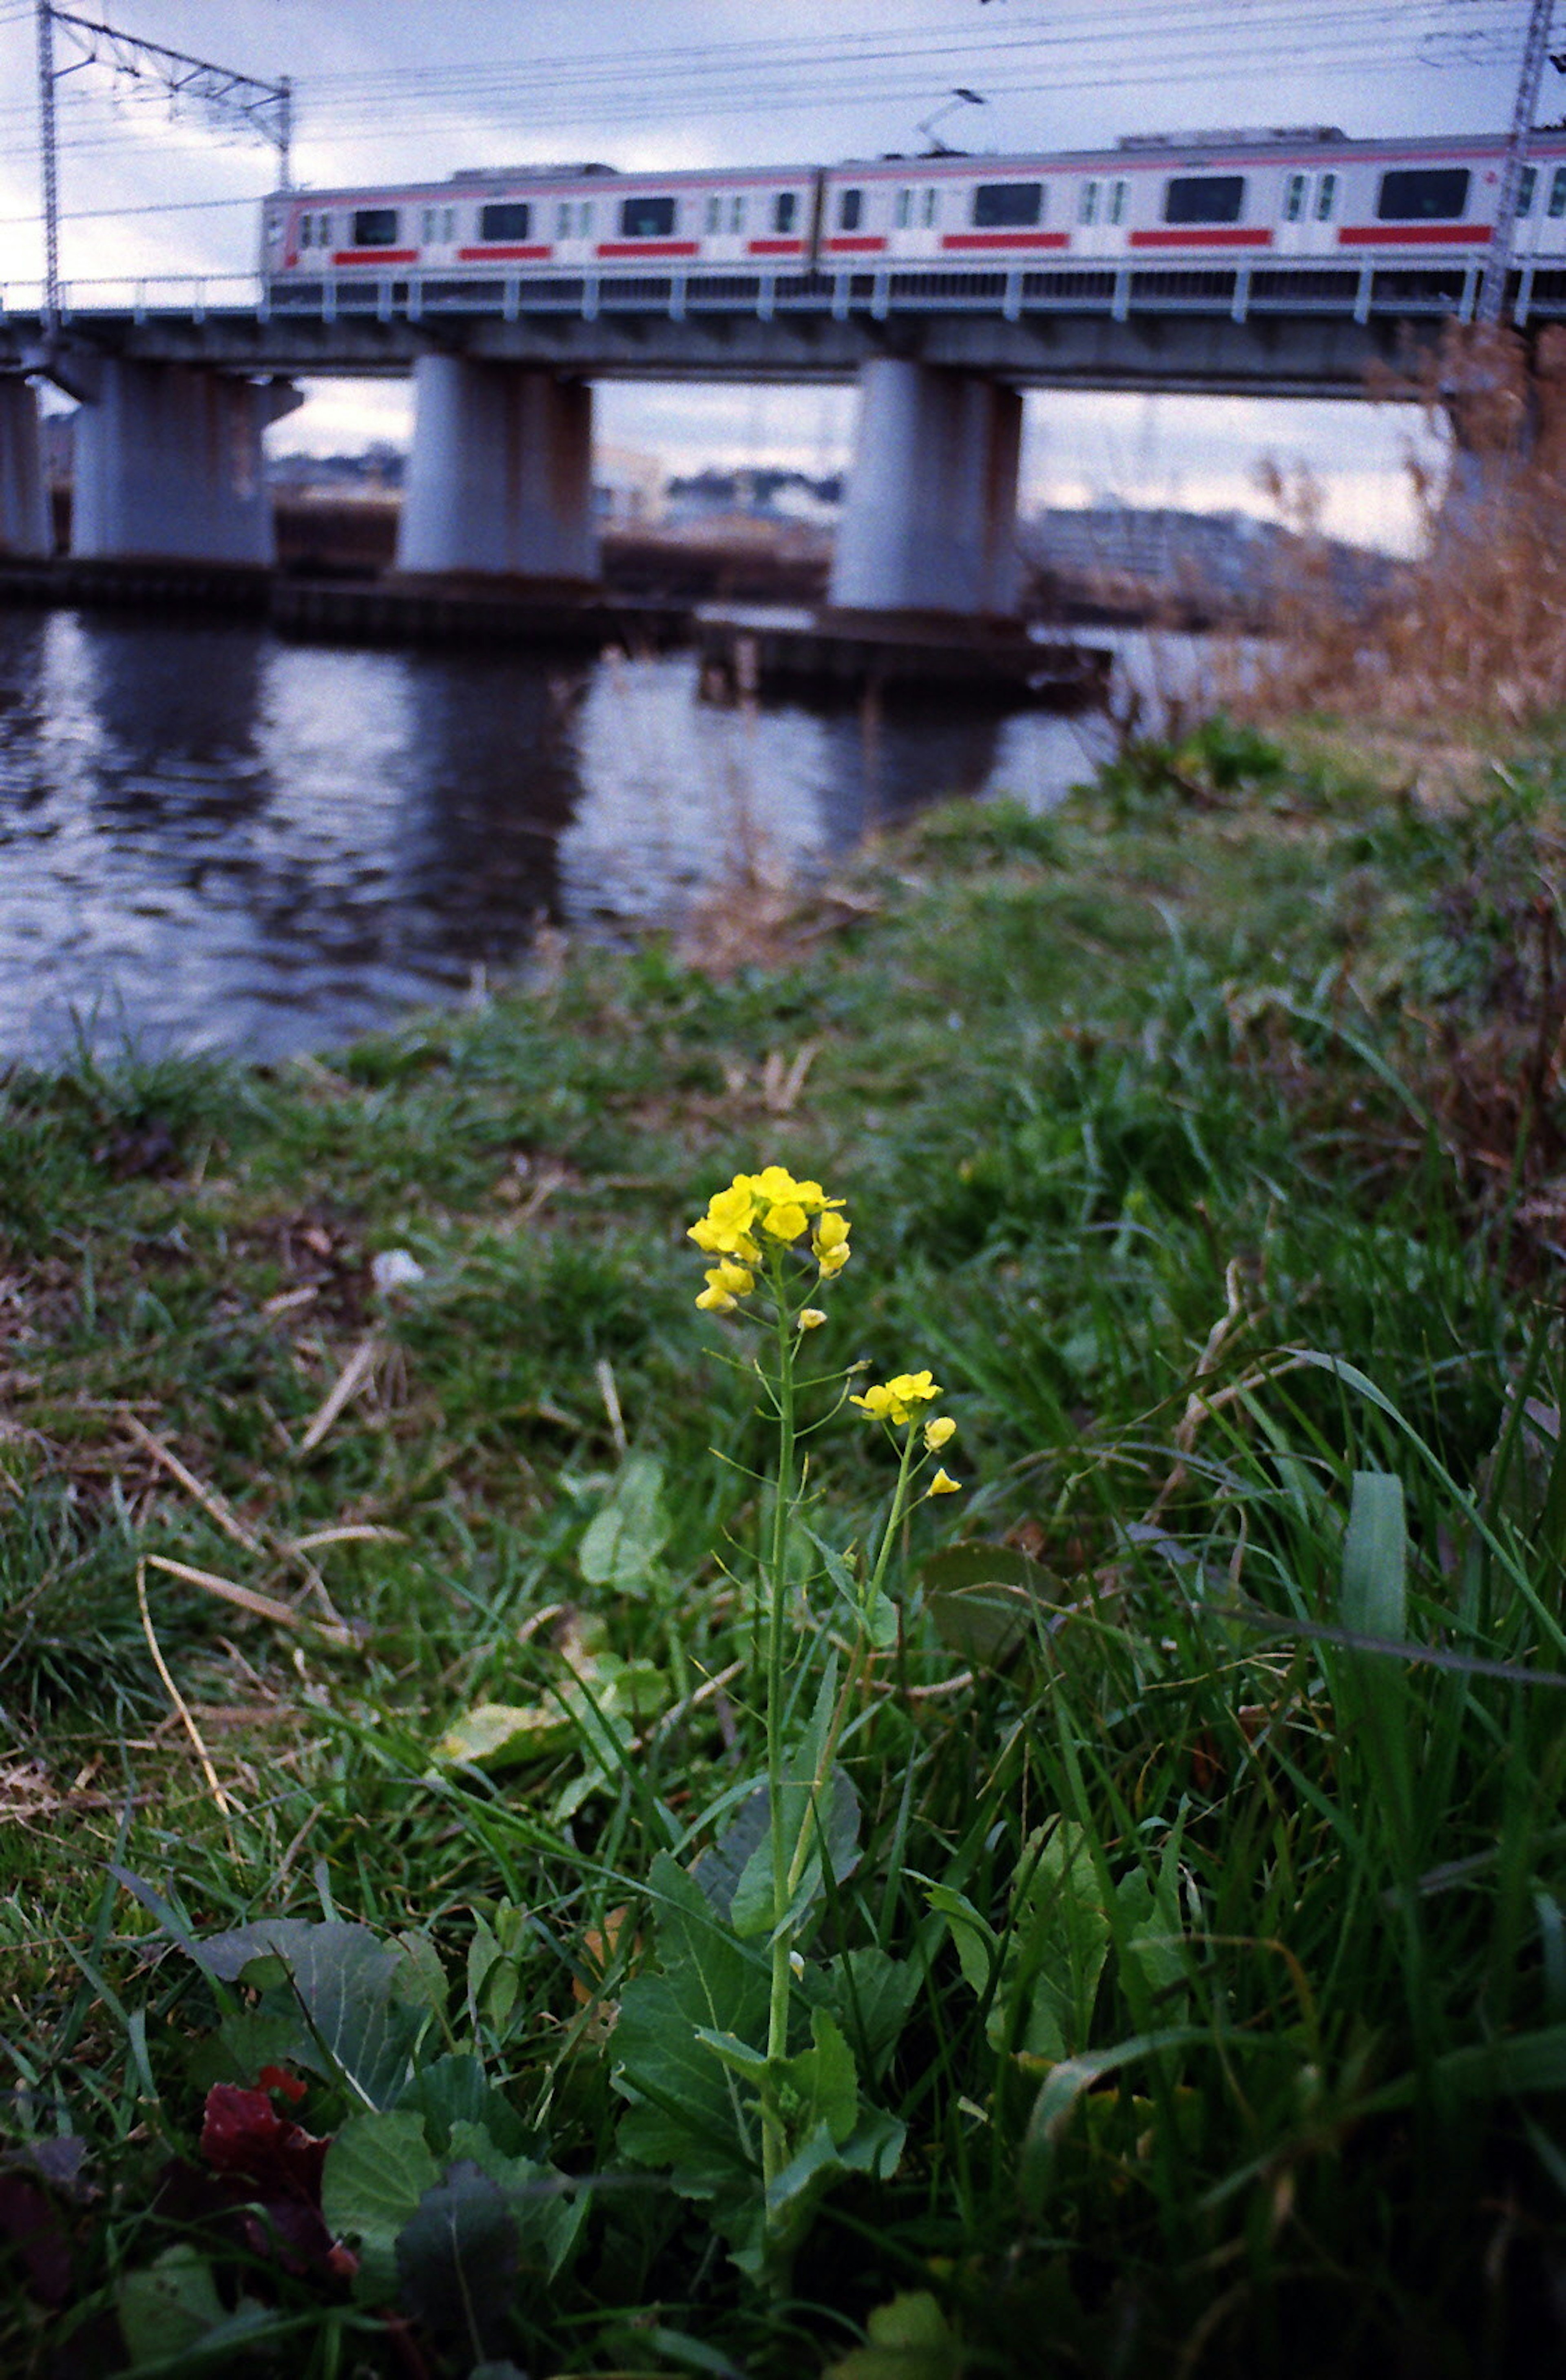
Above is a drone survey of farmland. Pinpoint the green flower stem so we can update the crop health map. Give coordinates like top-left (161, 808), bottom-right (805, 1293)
top-left (762, 1256), bottom-right (798, 2200)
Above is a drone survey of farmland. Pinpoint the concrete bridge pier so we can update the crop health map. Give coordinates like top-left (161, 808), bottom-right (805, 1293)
top-left (70, 359), bottom-right (302, 563)
top-left (829, 357), bottom-right (1024, 618)
top-left (397, 356), bottom-right (598, 580)
top-left (0, 377), bottom-right (51, 558)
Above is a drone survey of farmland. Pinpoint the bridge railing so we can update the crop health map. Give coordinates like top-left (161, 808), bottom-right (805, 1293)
top-left (2, 259), bottom-right (1560, 332)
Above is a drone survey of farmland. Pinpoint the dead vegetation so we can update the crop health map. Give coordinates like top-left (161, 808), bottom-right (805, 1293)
top-left (1245, 322), bottom-right (1566, 728)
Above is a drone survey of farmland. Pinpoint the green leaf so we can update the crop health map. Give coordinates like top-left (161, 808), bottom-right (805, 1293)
top-left (438, 1700), bottom-right (575, 1767)
top-left (922, 1543), bottom-right (1056, 1664)
top-left (778, 2006), bottom-right (859, 2149)
top-left (118, 2246), bottom-right (227, 2368)
top-left (728, 1765), bottom-right (861, 1939)
top-left (1002, 1823), bottom-right (1111, 2061)
top-left (199, 1918), bottom-right (428, 2110)
top-left (394, 2161), bottom-right (520, 2359)
top-left (444, 2122), bottom-right (588, 2280)
top-left (817, 1948), bottom-right (921, 2086)
top-left (613, 1853), bottom-right (770, 2205)
top-left (1019, 2026), bottom-right (1214, 2213)
top-left (321, 2109), bottom-right (440, 2297)
top-left (1341, 1471), bottom-right (1407, 1640)
top-left (824, 2291), bottom-right (965, 2380)
top-left (925, 1884), bottom-right (998, 2002)
top-left (437, 1656), bottom-right (670, 1780)
top-left (578, 1452), bottom-right (671, 1593)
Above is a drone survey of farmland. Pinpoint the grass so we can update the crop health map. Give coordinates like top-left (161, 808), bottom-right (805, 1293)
top-left (3, 716), bottom-right (1566, 2376)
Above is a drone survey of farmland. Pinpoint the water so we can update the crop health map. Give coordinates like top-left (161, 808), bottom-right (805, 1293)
top-left (0, 604), bottom-right (1135, 1067)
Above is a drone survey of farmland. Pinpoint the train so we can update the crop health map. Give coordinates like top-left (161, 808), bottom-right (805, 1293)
top-left (259, 126), bottom-right (1566, 299)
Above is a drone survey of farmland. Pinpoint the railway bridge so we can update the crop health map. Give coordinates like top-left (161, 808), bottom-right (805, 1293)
top-left (1, 257), bottom-right (1558, 611)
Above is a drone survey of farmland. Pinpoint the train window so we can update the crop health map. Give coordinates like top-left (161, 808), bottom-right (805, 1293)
top-left (774, 190), bottom-right (798, 234)
top-left (973, 182), bottom-right (1043, 227)
top-left (479, 202), bottom-right (531, 241)
top-left (352, 208), bottom-right (400, 247)
top-left (1551, 166), bottom-right (1566, 218)
top-left (1079, 180), bottom-right (1100, 224)
top-left (621, 194), bottom-right (677, 238)
top-left (895, 188), bottom-right (912, 228)
top-left (839, 186), bottom-right (863, 230)
top-left (1164, 175), bottom-right (1245, 224)
top-left (1284, 173), bottom-right (1306, 223)
top-left (1316, 172), bottom-right (1337, 221)
top-left (1517, 166), bottom-right (1538, 216)
top-left (706, 195), bottom-right (721, 233)
top-left (729, 196), bottom-right (745, 233)
top-left (1108, 179), bottom-right (1126, 224)
top-left (1376, 167), bottom-right (1469, 221)
top-left (420, 208), bottom-right (435, 242)
top-left (922, 186), bottom-right (939, 226)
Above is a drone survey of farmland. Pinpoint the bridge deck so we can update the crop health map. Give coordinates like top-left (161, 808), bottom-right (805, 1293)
top-left (2, 260), bottom-right (1560, 394)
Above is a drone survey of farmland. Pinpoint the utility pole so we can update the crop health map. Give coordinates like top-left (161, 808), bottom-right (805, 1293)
top-left (35, 0), bottom-right (59, 324)
top-left (33, 2), bottom-right (294, 319)
top-left (1476, 0), bottom-right (1557, 323)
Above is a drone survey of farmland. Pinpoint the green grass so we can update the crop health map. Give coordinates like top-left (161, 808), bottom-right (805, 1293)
top-left (3, 725), bottom-right (1566, 2376)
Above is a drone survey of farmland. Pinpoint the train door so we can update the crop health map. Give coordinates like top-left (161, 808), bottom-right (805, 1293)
top-left (1073, 174), bottom-right (1127, 257)
top-left (1277, 167), bottom-right (1339, 255)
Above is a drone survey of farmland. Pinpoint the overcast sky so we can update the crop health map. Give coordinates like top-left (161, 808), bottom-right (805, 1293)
top-left (0, 0), bottom-right (1548, 549)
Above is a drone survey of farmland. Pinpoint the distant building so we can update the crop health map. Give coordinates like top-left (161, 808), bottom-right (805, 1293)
top-left (1022, 501), bottom-right (1393, 620)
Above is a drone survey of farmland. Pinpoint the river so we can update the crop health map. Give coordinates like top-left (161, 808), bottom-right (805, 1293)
top-left (0, 604), bottom-right (1156, 1067)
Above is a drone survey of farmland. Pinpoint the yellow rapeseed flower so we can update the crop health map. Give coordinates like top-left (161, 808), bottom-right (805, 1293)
top-left (798, 1307), bottom-right (827, 1331)
top-left (924, 1415), bottom-right (956, 1452)
top-left (813, 1210), bottom-right (850, 1278)
top-left (927, 1467), bottom-right (961, 1495)
top-left (850, 1369), bottom-right (941, 1427)
top-left (688, 1167), bottom-right (847, 1272)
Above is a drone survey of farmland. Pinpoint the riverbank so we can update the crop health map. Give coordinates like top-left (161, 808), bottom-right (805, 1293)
top-left (4, 712), bottom-right (1566, 2377)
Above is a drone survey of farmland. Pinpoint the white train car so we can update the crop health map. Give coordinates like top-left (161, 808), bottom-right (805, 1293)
top-left (259, 128), bottom-right (1566, 299)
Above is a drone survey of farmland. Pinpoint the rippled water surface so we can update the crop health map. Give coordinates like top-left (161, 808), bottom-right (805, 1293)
top-left (0, 605), bottom-right (1127, 1065)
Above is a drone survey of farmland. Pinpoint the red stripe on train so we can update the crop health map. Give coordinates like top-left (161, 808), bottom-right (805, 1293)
top-left (1129, 228), bottom-right (1274, 249)
top-left (823, 235), bottom-right (888, 253)
top-left (1337, 223), bottom-right (1490, 245)
top-left (457, 244), bottom-right (554, 261)
top-left (330, 248), bottom-right (419, 266)
top-left (747, 238), bottom-right (805, 255)
top-left (940, 231), bottom-right (1071, 252)
top-left (594, 240), bottom-right (701, 258)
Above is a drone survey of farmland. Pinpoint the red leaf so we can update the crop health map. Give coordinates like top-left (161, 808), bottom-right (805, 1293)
top-left (199, 2083), bottom-right (329, 2205)
top-left (257, 2064), bottom-right (309, 2105)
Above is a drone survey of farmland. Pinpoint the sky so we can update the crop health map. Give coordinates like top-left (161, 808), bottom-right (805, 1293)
top-left (0, 0), bottom-right (1549, 551)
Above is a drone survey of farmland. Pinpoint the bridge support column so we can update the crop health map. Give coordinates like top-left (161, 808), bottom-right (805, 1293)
top-left (0, 378), bottom-right (51, 558)
top-left (71, 359), bottom-right (301, 563)
top-left (829, 358), bottom-right (1023, 617)
top-left (397, 356), bottom-right (598, 580)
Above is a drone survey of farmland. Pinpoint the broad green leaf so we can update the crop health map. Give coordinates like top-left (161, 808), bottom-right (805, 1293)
top-left (728, 1765), bottom-right (861, 1939)
top-left (613, 1853), bottom-right (770, 2205)
top-left (578, 1452), bottom-right (670, 1592)
top-left (1019, 2026), bottom-right (1214, 2214)
top-left (817, 1948), bottom-right (921, 2086)
top-left (445, 2122), bottom-right (589, 2280)
top-left (199, 1918), bottom-right (427, 2110)
top-left (118, 2245), bottom-right (226, 2368)
top-left (825, 2290), bottom-right (964, 2380)
top-left (922, 1543), bottom-right (1056, 1664)
top-left (1115, 1838), bottom-right (1190, 2017)
top-left (438, 1700), bottom-right (575, 1768)
top-left (1341, 1471), bottom-right (1407, 1640)
top-left (321, 2109), bottom-right (440, 2297)
top-left (1002, 1822), bottom-right (1111, 2061)
top-left (926, 1884), bottom-right (998, 2003)
top-left (778, 2007), bottom-right (859, 2149)
top-left (394, 2161), bottom-right (519, 2359)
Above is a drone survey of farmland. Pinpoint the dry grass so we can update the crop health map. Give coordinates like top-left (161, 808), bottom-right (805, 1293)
top-left (1245, 323), bottom-right (1566, 728)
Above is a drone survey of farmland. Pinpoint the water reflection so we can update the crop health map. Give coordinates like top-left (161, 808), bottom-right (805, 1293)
top-left (0, 605), bottom-right (1116, 1066)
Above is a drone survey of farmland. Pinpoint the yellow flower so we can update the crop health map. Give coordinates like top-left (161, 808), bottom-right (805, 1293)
top-left (850, 1369), bottom-right (941, 1427)
top-left (688, 1166), bottom-right (846, 1266)
top-left (927, 1467), bottom-right (961, 1496)
top-left (813, 1210), bottom-right (851, 1277)
top-left (695, 1283), bottom-right (738, 1313)
top-left (924, 1415), bottom-right (956, 1452)
top-left (798, 1307), bottom-right (827, 1331)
